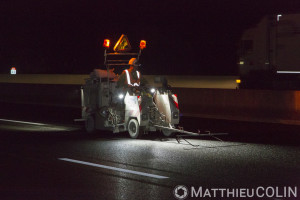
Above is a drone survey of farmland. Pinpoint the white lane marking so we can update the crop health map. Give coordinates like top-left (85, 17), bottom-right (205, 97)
top-left (58, 158), bottom-right (169, 179)
top-left (0, 119), bottom-right (45, 126)
top-left (277, 71), bottom-right (300, 74)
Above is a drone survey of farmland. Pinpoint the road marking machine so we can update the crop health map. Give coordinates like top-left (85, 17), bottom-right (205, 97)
top-left (76, 35), bottom-right (227, 140)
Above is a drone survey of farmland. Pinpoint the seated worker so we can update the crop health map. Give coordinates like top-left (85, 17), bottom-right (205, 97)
top-left (114, 58), bottom-right (151, 105)
top-left (117, 58), bottom-right (146, 88)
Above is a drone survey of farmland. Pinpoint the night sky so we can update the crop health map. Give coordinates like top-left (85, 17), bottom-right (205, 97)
top-left (0, 0), bottom-right (299, 75)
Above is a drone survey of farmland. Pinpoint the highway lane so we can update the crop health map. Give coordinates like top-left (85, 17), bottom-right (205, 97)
top-left (0, 119), bottom-right (300, 199)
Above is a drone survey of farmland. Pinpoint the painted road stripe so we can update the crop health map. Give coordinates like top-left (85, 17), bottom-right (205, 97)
top-left (58, 158), bottom-right (169, 179)
top-left (0, 119), bottom-right (45, 126)
top-left (277, 71), bottom-right (300, 74)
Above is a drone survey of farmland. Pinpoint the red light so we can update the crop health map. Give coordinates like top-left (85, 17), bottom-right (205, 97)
top-left (103, 39), bottom-right (110, 49)
top-left (140, 40), bottom-right (146, 50)
top-left (10, 67), bottom-right (16, 75)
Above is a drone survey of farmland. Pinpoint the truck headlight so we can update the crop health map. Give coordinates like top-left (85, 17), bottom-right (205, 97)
top-left (150, 88), bottom-right (156, 93)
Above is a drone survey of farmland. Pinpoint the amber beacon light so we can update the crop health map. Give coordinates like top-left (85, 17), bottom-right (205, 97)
top-left (140, 40), bottom-right (146, 50)
top-left (103, 39), bottom-right (110, 49)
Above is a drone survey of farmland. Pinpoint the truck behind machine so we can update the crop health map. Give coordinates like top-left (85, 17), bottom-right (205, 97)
top-left (237, 13), bottom-right (300, 89)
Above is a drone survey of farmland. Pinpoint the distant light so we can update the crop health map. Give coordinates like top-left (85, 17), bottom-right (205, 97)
top-left (236, 79), bottom-right (241, 84)
top-left (118, 94), bottom-right (124, 99)
top-left (150, 88), bottom-right (155, 93)
top-left (239, 61), bottom-right (244, 65)
top-left (277, 14), bottom-right (282, 22)
top-left (277, 71), bottom-right (300, 74)
top-left (10, 67), bottom-right (16, 75)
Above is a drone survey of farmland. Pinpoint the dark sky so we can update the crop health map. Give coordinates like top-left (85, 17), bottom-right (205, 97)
top-left (0, 0), bottom-right (300, 75)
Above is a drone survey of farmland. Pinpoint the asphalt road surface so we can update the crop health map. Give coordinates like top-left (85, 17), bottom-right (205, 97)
top-left (0, 104), bottom-right (300, 200)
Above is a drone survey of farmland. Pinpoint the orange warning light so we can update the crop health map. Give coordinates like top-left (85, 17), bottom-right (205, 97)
top-left (140, 40), bottom-right (146, 50)
top-left (103, 39), bottom-right (110, 49)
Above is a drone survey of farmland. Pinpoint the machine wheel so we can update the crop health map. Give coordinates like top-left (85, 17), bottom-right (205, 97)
top-left (162, 129), bottom-right (175, 137)
top-left (128, 119), bottom-right (140, 139)
top-left (85, 115), bottom-right (96, 133)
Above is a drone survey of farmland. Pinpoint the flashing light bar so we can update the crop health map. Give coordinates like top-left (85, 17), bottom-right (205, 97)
top-left (277, 71), bottom-right (300, 74)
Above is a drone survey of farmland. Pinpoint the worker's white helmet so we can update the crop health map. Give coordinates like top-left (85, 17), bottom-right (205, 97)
top-left (128, 58), bottom-right (138, 66)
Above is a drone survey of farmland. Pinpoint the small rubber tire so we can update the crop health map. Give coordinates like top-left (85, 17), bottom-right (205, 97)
top-left (128, 119), bottom-right (140, 139)
top-left (85, 115), bottom-right (96, 133)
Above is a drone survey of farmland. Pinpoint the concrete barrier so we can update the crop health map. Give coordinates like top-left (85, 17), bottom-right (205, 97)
top-left (0, 74), bottom-right (299, 125)
top-left (0, 74), bottom-right (89, 85)
top-left (0, 74), bottom-right (238, 89)
top-left (173, 88), bottom-right (300, 125)
top-left (0, 83), bottom-right (81, 108)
